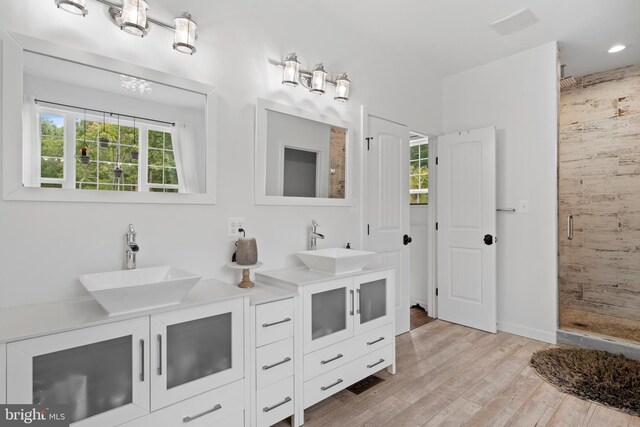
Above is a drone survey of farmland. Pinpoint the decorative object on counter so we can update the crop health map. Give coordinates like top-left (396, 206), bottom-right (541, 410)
top-left (235, 228), bottom-right (258, 265)
top-left (227, 261), bottom-right (263, 289)
top-left (346, 242), bottom-right (351, 249)
top-left (276, 52), bottom-right (351, 102)
top-left (54, 0), bottom-right (198, 54)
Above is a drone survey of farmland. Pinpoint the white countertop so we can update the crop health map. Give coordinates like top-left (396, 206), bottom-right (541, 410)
top-left (0, 278), bottom-right (298, 344)
top-left (255, 264), bottom-right (395, 287)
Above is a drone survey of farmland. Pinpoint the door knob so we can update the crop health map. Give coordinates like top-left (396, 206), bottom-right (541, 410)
top-left (484, 234), bottom-right (494, 245)
top-left (403, 234), bottom-right (412, 245)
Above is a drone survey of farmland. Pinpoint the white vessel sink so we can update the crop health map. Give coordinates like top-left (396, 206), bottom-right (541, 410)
top-left (79, 266), bottom-right (202, 316)
top-left (296, 248), bottom-right (377, 275)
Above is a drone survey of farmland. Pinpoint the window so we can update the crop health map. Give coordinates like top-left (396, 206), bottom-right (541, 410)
top-left (148, 130), bottom-right (179, 193)
top-left (35, 106), bottom-right (178, 193)
top-left (410, 137), bottom-right (429, 204)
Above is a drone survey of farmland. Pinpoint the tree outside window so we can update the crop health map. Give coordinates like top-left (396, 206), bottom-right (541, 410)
top-left (410, 140), bottom-right (428, 204)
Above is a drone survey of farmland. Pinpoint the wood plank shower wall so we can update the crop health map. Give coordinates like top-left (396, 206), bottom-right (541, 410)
top-left (559, 64), bottom-right (640, 342)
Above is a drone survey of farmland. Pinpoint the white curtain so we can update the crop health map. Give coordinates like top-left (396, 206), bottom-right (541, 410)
top-left (171, 122), bottom-right (200, 193)
top-left (22, 96), bottom-right (40, 187)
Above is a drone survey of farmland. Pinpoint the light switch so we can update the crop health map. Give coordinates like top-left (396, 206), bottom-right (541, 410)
top-left (518, 200), bottom-right (530, 214)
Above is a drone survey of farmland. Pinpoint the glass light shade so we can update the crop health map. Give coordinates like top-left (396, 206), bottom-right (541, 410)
top-left (55, 0), bottom-right (88, 16)
top-left (121, 0), bottom-right (149, 37)
top-left (173, 13), bottom-right (197, 54)
top-left (282, 53), bottom-right (300, 86)
top-left (310, 63), bottom-right (327, 94)
top-left (334, 73), bottom-right (351, 102)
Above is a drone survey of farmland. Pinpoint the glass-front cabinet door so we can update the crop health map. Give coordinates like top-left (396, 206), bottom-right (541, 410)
top-left (6, 318), bottom-right (150, 427)
top-left (303, 278), bottom-right (354, 353)
top-left (150, 299), bottom-right (244, 411)
top-left (354, 270), bottom-right (394, 335)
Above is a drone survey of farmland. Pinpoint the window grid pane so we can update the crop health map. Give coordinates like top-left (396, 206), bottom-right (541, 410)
top-left (409, 141), bottom-right (428, 204)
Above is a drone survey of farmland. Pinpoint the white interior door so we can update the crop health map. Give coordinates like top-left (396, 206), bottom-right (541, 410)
top-left (363, 112), bottom-right (410, 335)
top-left (436, 127), bottom-right (497, 333)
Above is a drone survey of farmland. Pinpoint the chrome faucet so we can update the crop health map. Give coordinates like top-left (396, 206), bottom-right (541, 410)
top-left (125, 224), bottom-right (140, 270)
top-left (309, 219), bottom-right (325, 250)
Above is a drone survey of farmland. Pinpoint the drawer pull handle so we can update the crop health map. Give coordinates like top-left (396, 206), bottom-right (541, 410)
top-left (139, 339), bottom-right (145, 382)
top-left (320, 354), bottom-right (343, 365)
top-left (321, 378), bottom-right (343, 391)
top-left (367, 358), bottom-right (385, 369)
top-left (262, 317), bottom-right (292, 328)
top-left (367, 337), bottom-right (385, 346)
top-left (263, 396), bottom-right (292, 413)
top-left (183, 404), bottom-right (222, 423)
top-left (263, 356), bottom-right (292, 370)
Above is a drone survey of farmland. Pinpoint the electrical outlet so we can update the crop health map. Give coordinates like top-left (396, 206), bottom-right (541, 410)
top-left (228, 217), bottom-right (245, 238)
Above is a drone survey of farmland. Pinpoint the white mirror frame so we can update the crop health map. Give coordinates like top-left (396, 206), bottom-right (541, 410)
top-left (1, 31), bottom-right (217, 204)
top-left (255, 98), bottom-right (353, 206)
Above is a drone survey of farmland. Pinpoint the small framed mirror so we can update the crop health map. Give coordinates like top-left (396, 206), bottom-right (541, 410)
top-left (1, 32), bottom-right (217, 204)
top-left (255, 99), bottom-right (353, 206)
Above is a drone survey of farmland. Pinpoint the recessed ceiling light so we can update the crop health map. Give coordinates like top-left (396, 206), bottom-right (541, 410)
top-left (608, 45), bottom-right (626, 53)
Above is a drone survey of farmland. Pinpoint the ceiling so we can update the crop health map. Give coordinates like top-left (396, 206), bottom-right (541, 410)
top-left (148, 0), bottom-right (640, 78)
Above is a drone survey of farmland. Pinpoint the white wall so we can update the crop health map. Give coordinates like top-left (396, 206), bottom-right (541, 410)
top-left (442, 42), bottom-right (558, 343)
top-left (410, 205), bottom-right (429, 308)
top-left (0, 1), bottom-right (442, 307)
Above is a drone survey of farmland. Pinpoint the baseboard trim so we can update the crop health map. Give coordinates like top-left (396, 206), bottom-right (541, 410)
top-left (557, 329), bottom-right (640, 361)
top-left (498, 322), bottom-right (556, 344)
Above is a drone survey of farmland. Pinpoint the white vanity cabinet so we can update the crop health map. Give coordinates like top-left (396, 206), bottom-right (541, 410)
top-left (7, 318), bottom-right (151, 427)
top-left (149, 298), bottom-right (244, 411)
top-left (248, 294), bottom-right (298, 427)
top-left (303, 270), bottom-right (394, 354)
top-left (256, 266), bottom-right (395, 424)
top-left (3, 288), bottom-right (248, 427)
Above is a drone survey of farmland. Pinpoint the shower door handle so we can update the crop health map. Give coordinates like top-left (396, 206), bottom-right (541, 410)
top-left (567, 215), bottom-right (573, 240)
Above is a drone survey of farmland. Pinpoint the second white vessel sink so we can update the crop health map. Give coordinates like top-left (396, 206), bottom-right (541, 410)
top-left (79, 266), bottom-right (202, 316)
top-left (296, 248), bottom-right (377, 275)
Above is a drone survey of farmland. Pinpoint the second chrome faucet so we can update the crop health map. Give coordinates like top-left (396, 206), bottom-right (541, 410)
top-left (125, 224), bottom-right (140, 270)
top-left (309, 219), bottom-right (325, 250)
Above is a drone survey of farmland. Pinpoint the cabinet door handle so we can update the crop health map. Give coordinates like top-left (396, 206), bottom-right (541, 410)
top-left (567, 214), bottom-right (573, 240)
top-left (367, 337), bottom-right (385, 346)
top-left (350, 290), bottom-right (354, 316)
top-left (139, 339), bottom-right (145, 382)
top-left (263, 396), bottom-right (292, 413)
top-left (367, 358), bottom-right (385, 369)
top-left (321, 378), bottom-right (343, 391)
top-left (356, 288), bottom-right (361, 314)
top-left (263, 356), bottom-right (292, 370)
top-left (182, 404), bottom-right (222, 423)
top-left (157, 334), bottom-right (163, 376)
top-left (320, 354), bottom-right (343, 365)
top-left (262, 317), bottom-right (291, 328)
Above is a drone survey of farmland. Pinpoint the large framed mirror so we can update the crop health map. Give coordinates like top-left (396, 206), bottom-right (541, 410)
top-left (1, 32), bottom-right (217, 204)
top-left (255, 99), bottom-right (353, 206)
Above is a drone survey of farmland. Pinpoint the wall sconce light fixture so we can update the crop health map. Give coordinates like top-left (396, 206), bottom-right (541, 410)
top-left (277, 52), bottom-right (352, 102)
top-left (54, 0), bottom-right (198, 54)
top-left (55, 0), bottom-right (88, 16)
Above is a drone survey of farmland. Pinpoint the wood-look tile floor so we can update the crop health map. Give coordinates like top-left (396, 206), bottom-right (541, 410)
top-left (278, 320), bottom-right (640, 427)
top-left (410, 307), bottom-right (435, 330)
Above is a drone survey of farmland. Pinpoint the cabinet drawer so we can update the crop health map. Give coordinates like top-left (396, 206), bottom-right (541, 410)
top-left (304, 345), bottom-right (393, 409)
top-left (353, 323), bottom-right (394, 356)
top-left (304, 337), bottom-right (357, 381)
top-left (256, 298), bottom-right (294, 347)
top-left (119, 379), bottom-right (244, 427)
top-left (257, 377), bottom-right (294, 427)
top-left (256, 337), bottom-right (294, 390)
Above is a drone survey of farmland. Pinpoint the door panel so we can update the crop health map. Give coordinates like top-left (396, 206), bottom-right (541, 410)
top-left (363, 113), bottom-right (410, 335)
top-left (437, 127), bottom-right (497, 333)
top-left (354, 270), bottom-right (394, 335)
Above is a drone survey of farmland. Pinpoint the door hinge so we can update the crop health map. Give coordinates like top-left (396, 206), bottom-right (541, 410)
top-left (435, 222), bottom-right (438, 231)
top-left (365, 137), bottom-right (373, 150)
top-left (367, 224), bottom-right (370, 235)
top-left (436, 288), bottom-right (439, 296)
top-left (436, 157), bottom-right (438, 165)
